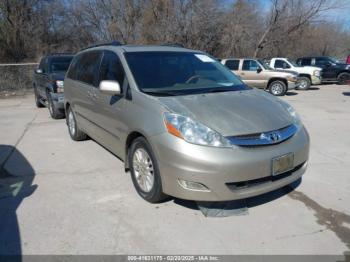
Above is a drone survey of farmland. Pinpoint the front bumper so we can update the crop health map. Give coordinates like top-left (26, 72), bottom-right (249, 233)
top-left (149, 127), bottom-right (310, 201)
top-left (51, 93), bottom-right (64, 109)
top-left (311, 75), bottom-right (322, 85)
top-left (287, 81), bottom-right (297, 90)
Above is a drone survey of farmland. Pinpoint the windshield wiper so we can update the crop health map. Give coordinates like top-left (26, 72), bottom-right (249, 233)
top-left (205, 87), bottom-right (235, 93)
top-left (143, 91), bottom-right (177, 97)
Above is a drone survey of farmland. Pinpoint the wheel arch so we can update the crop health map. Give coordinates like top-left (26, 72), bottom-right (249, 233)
top-left (298, 73), bottom-right (311, 80)
top-left (124, 131), bottom-right (147, 171)
top-left (267, 78), bottom-right (287, 89)
top-left (337, 71), bottom-right (350, 78)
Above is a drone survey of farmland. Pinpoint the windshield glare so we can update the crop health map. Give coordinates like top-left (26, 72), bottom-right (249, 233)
top-left (287, 59), bottom-right (300, 67)
top-left (50, 57), bottom-right (73, 73)
top-left (125, 52), bottom-right (248, 95)
top-left (257, 60), bottom-right (273, 70)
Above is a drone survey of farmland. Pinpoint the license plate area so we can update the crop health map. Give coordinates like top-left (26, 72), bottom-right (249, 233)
top-left (272, 153), bottom-right (294, 176)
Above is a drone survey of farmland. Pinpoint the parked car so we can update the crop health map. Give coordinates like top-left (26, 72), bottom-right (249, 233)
top-left (221, 58), bottom-right (299, 96)
top-left (33, 53), bottom-right (74, 119)
top-left (64, 43), bottom-right (309, 203)
top-left (296, 56), bottom-right (350, 85)
top-left (269, 58), bottom-right (322, 90)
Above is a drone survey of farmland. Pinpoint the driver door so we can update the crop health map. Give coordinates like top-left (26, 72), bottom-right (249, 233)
top-left (240, 60), bottom-right (264, 88)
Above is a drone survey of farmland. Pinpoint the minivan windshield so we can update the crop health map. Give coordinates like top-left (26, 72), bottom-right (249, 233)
top-left (125, 52), bottom-right (249, 96)
top-left (50, 57), bottom-right (73, 73)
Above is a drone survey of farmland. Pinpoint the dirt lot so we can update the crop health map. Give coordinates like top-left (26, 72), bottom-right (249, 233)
top-left (0, 85), bottom-right (349, 257)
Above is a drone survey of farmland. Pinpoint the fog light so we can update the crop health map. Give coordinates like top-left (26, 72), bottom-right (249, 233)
top-left (177, 179), bottom-right (210, 192)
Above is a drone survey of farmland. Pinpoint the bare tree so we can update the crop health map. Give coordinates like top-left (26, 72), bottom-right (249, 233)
top-left (253, 0), bottom-right (339, 58)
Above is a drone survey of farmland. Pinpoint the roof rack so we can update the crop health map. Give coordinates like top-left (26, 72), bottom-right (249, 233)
top-left (46, 53), bottom-right (74, 57)
top-left (161, 43), bottom-right (185, 48)
top-left (81, 41), bottom-right (123, 51)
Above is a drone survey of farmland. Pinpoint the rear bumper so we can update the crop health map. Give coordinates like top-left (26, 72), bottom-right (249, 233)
top-left (149, 126), bottom-right (310, 201)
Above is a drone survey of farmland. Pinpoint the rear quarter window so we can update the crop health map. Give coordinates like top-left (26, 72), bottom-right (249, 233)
top-left (66, 55), bottom-right (80, 80)
top-left (224, 60), bottom-right (240, 70)
top-left (75, 51), bottom-right (102, 87)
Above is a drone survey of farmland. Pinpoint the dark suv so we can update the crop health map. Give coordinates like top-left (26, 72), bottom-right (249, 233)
top-left (296, 56), bottom-right (350, 84)
top-left (33, 53), bottom-right (74, 118)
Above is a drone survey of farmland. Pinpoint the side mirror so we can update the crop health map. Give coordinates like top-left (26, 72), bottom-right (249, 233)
top-left (325, 62), bottom-right (332, 67)
top-left (257, 67), bottom-right (262, 73)
top-left (99, 80), bottom-right (121, 96)
top-left (35, 69), bottom-right (43, 74)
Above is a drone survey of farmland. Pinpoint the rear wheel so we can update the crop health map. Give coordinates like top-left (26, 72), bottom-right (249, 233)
top-left (297, 77), bottom-right (311, 90)
top-left (129, 137), bottom-right (167, 203)
top-left (47, 93), bottom-right (64, 119)
top-left (337, 72), bottom-right (350, 85)
top-left (67, 107), bottom-right (87, 141)
top-left (34, 87), bottom-right (44, 108)
top-left (268, 80), bottom-right (287, 96)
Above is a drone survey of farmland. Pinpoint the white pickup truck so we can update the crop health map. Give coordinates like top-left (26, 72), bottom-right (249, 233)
top-left (269, 58), bottom-right (322, 90)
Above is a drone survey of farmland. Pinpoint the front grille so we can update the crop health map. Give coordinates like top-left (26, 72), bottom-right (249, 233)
top-left (227, 124), bottom-right (297, 147)
top-left (226, 162), bottom-right (305, 191)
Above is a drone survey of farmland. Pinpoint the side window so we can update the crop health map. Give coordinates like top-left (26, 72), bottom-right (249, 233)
top-left (39, 58), bottom-right (45, 71)
top-left (242, 60), bottom-right (259, 71)
top-left (39, 58), bottom-right (48, 73)
top-left (99, 51), bottom-right (125, 86)
top-left (66, 55), bottom-right (80, 80)
top-left (315, 58), bottom-right (328, 66)
top-left (275, 59), bottom-right (290, 69)
top-left (301, 58), bottom-right (311, 66)
top-left (224, 60), bottom-right (239, 71)
top-left (76, 51), bottom-right (102, 87)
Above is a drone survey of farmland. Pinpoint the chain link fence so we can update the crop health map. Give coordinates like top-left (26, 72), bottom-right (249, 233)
top-left (0, 63), bottom-right (38, 97)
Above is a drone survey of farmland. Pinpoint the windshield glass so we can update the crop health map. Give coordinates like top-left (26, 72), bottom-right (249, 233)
top-left (125, 52), bottom-right (249, 96)
top-left (287, 59), bottom-right (300, 67)
top-left (257, 59), bottom-right (273, 70)
top-left (50, 57), bottom-right (73, 73)
top-left (329, 57), bottom-right (339, 63)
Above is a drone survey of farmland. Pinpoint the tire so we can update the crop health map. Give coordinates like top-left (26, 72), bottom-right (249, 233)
top-left (337, 72), bottom-right (350, 85)
top-left (66, 106), bottom-right (87, 141)
top-left (268, 80), bottom-right (287, 96)
top-left (297, 77), bottom-right (311, 90)
top-left (129, 137), bottom-right (168, 203)
top-left (34, 87), bottom-right (44, 108)
top-left (47, 93), bottom-right (64, 119)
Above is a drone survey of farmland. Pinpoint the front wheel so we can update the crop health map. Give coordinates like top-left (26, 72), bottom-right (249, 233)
top-left (297, 77), bottom-right (311, 90)
top-left (129, 137), bottom-right (168, 203)
top-left (337, 72), bottom-right (350, 85)
top-left (268, 80), bottom-right (287, 96)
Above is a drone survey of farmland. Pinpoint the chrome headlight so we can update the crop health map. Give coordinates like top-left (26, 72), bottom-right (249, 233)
top-left (313, 70), bottom-right (321, 77)
top-left (56, 80), bottom-right (64, 93)
top-left (164, 112), bottom-right (231, 147)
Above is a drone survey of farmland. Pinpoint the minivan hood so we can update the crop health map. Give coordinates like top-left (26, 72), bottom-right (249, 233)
top-left (157, 89), bottom-right (293, 136)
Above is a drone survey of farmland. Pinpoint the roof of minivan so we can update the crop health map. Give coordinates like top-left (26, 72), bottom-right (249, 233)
top-left (81, 44), bottom-right (201, 53)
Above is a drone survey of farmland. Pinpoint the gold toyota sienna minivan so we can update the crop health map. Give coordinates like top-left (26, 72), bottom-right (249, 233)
top-left (64, 43), bottom-right (310, 203)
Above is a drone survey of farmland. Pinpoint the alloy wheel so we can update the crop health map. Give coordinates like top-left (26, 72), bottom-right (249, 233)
top-left (132, 148), bottom-right (155, 192)
top-left (271, 83), bottom-right (284, 95)
top-left (68, 110), bottom-right (76, 136)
